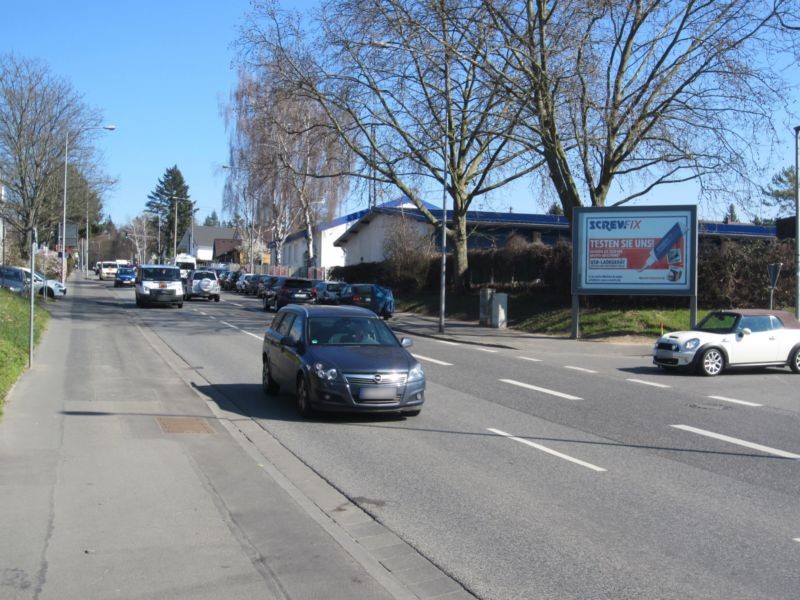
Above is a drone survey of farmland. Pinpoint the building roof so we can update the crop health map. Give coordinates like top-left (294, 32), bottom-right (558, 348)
top-left (178, 226), bottom-right (240, 251)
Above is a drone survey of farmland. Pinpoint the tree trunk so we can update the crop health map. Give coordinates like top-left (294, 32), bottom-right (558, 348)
top-left (451, 216), bottom-right (469, 292)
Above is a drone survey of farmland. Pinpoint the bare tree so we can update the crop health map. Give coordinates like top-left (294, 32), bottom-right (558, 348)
top-left (224, 67), bottom-right (349, 268)
top-left (0, 54), bottom-right (106, 258)
top-left (239, 0), bottom-right (541, 290)
top-left (122, 214), bottom-right (152, 264)
top-left (479, 0), bottom-right (800, 220)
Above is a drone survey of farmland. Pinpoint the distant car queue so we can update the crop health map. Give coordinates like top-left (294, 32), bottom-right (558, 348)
top-left (91, 261), bottom-right (395, 320)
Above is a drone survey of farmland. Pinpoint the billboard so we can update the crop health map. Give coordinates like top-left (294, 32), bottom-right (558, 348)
top-left (572, 205), bottom-right (697, 295)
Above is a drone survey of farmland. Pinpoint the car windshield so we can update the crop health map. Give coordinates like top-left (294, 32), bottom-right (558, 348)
top-left (308, 317), bottom-right (399, 346)
top-left (194, 271), bottom-right (215, 279)
top-left (141, 267), bottom-right (181, 281)
top-left (176, 262), bottom-right (195, 270)
top-left (118, 268), bottom-right (134, 275)
top-left (351, 285), bottom-right (374, 294)
top-left (694, 312), bottom-right (739, 333)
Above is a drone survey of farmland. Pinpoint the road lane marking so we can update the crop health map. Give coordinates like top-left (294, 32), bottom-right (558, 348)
top-left (708, 395), bottom-right (762, 407)
top-left (488, 428), bottom-right (606, 472)
top-left (671, 425), bottom-right (800, 459)
top-left (476, 347), bottom-right (498, 353)
top-left (794, 538), bottom-right (800, 543)
top-left (517, 356), bottom-right (543, 363)
top-left (219, 319), bottom-right (262, 341)
top-left (627, 378), bottom-right (670, 388)
top-left (564, 365), bottom-right (598, 374)
top-left (231, 302), bottom-right (243, 307)
top-left (499, 379), bottom-right (582, 400)
top-left (412, 354), bottom-right (453, 366)
top-left (435, 339), bottom-right (461, 346)
top-left (199, 312), bottom-right (208, 316)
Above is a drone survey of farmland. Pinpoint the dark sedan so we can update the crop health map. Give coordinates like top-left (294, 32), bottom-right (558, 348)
top-left (261, 305), bottom-right (425, 417)
top-left (338, 283), bottom-right (394, 319)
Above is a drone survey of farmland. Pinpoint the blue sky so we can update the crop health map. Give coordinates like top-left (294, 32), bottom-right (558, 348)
top-left (5, 0), bottom-right (251, 226)
top-left (4, 1), bottom-right (798, 226)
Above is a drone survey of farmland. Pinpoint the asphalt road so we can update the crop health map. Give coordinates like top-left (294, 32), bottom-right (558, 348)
top-left (110, 282), bottom-right (800, 599)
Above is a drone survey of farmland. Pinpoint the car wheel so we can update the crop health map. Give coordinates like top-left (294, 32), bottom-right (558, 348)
top-left (263, 297), bottom-right (270, 312)
top-left (47, 288), bottom-right (55, 299)
top-left (177, 303), bottom-right (183, 308)
top-left (790, 347), bottom-right (800, 374)
top-left (262, 359), bottom-right (279, 395)
top-left (402, 409), bottom-right (421, 417)
top-left (296, 374), bottom-right (315, 418)
top-left (214, 295), bottom-right (220, 302)
top-left (698, 348), bottom-right (724, 376)
top-left (135, 295), bottom-right (141, 307)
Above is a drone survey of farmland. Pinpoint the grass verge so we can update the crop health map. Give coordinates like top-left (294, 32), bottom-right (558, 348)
top-left (395, 290), bottom-right (707, 340)
top-left (0, 289), bottom-right (50, 412)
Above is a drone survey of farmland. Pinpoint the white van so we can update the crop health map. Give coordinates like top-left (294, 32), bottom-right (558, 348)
top-left (98, 261), bottom-right (118, 280)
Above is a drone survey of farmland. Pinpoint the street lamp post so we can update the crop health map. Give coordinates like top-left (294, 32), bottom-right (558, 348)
top-left (63, 124), bottom-right (115, 285)
top-left (794, 126), bottom-right (800, 319)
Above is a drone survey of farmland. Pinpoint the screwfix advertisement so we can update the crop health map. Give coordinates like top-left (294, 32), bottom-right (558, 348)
top-left (572, 206), bottom-right (697, 295)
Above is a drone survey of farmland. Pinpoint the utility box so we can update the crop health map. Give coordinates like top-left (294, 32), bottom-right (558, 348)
top-left (479, 288), bottom-right (495, 326)
top-left (490, 293), bottom-right (508, 329)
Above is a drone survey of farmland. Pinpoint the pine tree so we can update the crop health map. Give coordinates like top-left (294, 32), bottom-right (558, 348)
top-left (762, 166), bottom-right (796, 216)
top-left (203, 210), bottom-right (220, 227)
top-left (146, 166), bottom-right (192, 259)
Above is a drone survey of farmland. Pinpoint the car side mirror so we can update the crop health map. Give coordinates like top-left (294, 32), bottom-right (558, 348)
top-left (400, 337), bottom-right (413, 348)
top-left (739, 328), bottom-right (752, 336)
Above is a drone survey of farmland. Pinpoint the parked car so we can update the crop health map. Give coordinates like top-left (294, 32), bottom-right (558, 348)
top-left (222, 271), bottom-right (240, 291)
top-left (186, 269), bottom-right (221, 302)
top-left (98, 261), bottom-right (119, 281)
top-left (135, 264), bottom-right (184, 308)
top-left (245, 274), bottom-right (263, 296)
top-left (18, 267), bottom-right (67, 299)
top-left (0, 266), bottom-right (28, 295)
top-left (268, 277), bottom-right (314, 311)
top-left (262, 304), bottom-right (425, 417)
top-left (262, 276), bottom-right (286, 311)
top-left (313, 280), bottom-right (346, 305)
top-left (653, 309), bottom-right (800, 376)
top-left (254, 275), bottom-right (275, 299)
top-left (236, 273), bottom-right (254, 293)
top-left (114, 266), bottom-right (136, 287)
top-left (338, 283), bottom-right (394, 319)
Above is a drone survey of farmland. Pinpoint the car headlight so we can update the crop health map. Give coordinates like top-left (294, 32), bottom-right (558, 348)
top-left (408, 363), bottom-right (424, 382)
top-left (684, 338), bottom-right (700, 351)
top-left (313, 362), bottom-right (338, 382)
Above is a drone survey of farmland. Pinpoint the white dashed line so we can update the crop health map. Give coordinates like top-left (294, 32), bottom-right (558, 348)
top-left (564, 365), bottom-right (598, 374)
top-left (499, 379), bottom-right (582, 400)
top-left (231, 302), bottom-right (243, 307)
top-left (794, 538), bottom-right (800, 543)
top-left (220, 320), bottom-right (237, 329)
top-left (488, 428), bottom-right (606, 472)
top-left (626, 378), bottom-right (670, 388)
top-left (242, 330), bottom-right (261, 340)
top-left (199, 312), bottom-right (208, 316)
top-left (219, 320), bottom-right (261, 341)
top-left (412, 354), bottom-right (453, 366)
top-left (671, 425), bottom-right (800, 459)
top-left (517, 356), bottom-right (543, 362)
top-left (708, 395), bottom-right (762, 407)
top-left (476, 347), bottom-right (498, 353)
top-left (435, 339), bottom-right (461, 346)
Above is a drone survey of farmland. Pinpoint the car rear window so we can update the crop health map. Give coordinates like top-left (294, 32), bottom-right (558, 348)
top-left (285, 279), bottom-right (312, 289)
top-left (194, 271), bottom-right (216, 279)
top-left (326, 283), bottom-right (343, 291)
top-left (352, 285), bottom-right (373, 294)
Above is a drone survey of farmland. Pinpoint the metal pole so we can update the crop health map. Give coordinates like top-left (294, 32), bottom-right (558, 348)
top-left (61, 132), bottom-right (69, 286)
top-left (85, 200), bottom-right (90, 278)
top-left (29, 234), bottom-right (36, 367)
top-left (173, 196), bottom-right (178, 260)
top-left (795, 126), bottom-right (800, 319)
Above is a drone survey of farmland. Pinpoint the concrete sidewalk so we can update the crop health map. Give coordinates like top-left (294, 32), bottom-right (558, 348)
top-left (0, 275), bottom-right (471, 600)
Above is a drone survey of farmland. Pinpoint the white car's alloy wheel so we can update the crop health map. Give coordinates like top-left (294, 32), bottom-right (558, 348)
top-left (699, 348), bottom-right (724, 376)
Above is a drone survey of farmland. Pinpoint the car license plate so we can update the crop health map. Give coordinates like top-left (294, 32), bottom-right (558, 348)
top-left (293, 293), bottom-right (308, 298)
top-left (359, 386), bottom-right (396, 400)
top-left (159, 283), bottom-right (167, 288)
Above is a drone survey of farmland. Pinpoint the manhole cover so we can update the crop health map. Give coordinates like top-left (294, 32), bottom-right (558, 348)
top-left (156, 416), bottom-right (214, 434)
